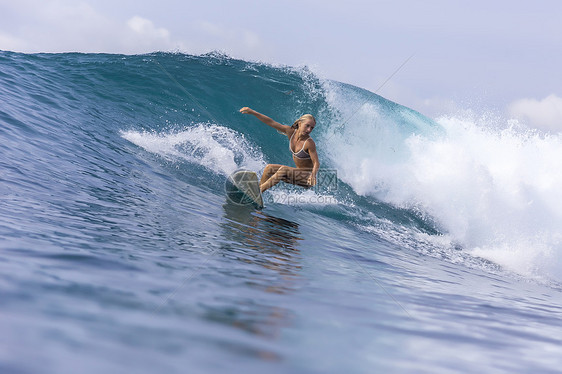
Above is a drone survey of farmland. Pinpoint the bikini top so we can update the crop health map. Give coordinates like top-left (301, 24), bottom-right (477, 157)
top-left (289, 132), bottom-right (311, 159)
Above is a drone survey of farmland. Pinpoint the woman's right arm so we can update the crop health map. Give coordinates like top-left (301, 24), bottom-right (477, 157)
top-left (239, 107), bottom-right (290, 135)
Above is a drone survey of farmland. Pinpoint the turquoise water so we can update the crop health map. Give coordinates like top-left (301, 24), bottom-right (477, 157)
top-left (1, 51), bottom-right (561, 373)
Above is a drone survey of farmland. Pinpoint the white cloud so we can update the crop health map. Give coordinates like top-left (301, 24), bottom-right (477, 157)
top-left (193, 20), bottom-right (264, 55)
top-left (125, 16), bottom-right (184, 52)
top-left (508, 95), bottom-right (562, 133)
top-left (0, 1), bottom-right (185, 54)
top-left (127, 16), bottom-right (170, 40)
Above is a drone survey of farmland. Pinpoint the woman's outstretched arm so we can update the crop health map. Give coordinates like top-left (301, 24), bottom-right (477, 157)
top-left (239, 107), bottom-right (291, 135)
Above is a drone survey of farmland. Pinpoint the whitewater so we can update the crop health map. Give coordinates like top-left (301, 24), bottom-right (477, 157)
top-left (1, 51), bottom-right (561, 373)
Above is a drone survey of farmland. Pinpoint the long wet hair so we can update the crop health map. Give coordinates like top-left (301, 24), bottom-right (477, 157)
top-left (291, 114), bottom-right (316, 130)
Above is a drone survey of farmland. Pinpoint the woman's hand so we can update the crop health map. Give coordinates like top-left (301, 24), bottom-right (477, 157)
top-left (239, 107), bottom-right (254, 114)
top-left (307, 174), bottom-right (317, 186)
top-left (239, 107), bottom-right (289, 134)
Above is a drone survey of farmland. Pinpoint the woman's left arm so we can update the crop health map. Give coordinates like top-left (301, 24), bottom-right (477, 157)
top-left (307, 141), bottom-right (320, 186)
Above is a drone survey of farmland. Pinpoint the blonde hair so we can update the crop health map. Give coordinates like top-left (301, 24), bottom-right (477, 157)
top-left (291, 114), bottom-right (316, 129)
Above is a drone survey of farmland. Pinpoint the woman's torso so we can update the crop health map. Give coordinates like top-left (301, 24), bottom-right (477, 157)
top-left (289, 130), bottom-right (314, 170)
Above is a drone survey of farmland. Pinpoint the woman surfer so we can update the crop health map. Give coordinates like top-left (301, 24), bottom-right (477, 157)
top-left (239, 107), bottom-right (320, 193)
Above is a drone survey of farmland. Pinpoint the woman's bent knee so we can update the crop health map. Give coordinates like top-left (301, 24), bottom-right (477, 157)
top-left (264, 164), bottom-right (282, 174)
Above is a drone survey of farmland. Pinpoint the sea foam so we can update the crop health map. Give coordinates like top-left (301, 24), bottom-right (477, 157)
top-left (324, 81), bottom-right (562, 282)
top-left (121, 123), bottom-right (266, 176)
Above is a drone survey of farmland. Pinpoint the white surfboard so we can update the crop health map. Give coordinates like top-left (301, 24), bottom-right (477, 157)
top-left (225, 170), bottom-right (264, 209)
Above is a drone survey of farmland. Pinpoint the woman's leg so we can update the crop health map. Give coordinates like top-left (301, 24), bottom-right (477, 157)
top-left (260, 165), bottom-right (311, 193)
top-left (260, 164), bottom-right (283, 186)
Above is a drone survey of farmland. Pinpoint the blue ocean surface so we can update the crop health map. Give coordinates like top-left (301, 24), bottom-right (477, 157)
top-left (1, 51), bottom-right (561, 373)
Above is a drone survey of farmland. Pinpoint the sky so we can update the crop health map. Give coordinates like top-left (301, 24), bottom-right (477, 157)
top-left (1, 0), bottom-right (561, 131)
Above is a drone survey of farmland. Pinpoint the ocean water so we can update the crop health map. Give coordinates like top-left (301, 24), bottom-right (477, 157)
top-left (1, 50), bottom-right (561, 373)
